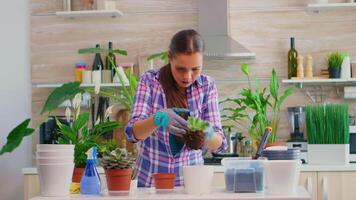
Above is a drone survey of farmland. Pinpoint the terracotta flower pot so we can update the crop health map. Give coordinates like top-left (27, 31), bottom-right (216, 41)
top-left (153, 173), bottom-right (176, 189)
top-left (105, 168), bottom-right (133, 191)
top-left (72, 167), bottom-right (85, 183)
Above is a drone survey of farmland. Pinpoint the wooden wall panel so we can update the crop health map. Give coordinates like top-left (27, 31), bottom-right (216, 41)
top-left (30, 0), bottom-right (356, 144)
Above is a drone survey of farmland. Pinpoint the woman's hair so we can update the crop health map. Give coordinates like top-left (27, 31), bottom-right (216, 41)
top-left (159, 29), bottom-right (204, 109)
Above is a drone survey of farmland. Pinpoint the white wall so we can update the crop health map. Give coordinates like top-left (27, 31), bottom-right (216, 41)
top-left (0, 1), bottom-right (31, 200)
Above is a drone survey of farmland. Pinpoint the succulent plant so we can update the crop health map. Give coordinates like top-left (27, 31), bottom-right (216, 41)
top-left (187, 117), bottom-right (209, 132)
top-left (100, 148), bottom-right (136, 169)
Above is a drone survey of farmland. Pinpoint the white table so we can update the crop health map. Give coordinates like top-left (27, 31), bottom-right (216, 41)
top-left (30, 187), bottom-right (310, 200)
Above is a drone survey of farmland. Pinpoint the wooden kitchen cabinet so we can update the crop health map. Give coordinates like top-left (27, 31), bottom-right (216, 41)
top-left (317, 172), bottom-right (356, 200)
top-left (299, 172), bottom-right (318, 200)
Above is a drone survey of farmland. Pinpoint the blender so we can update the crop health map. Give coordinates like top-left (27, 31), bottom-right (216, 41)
top-left (286, 106), bottom-right (308, 162)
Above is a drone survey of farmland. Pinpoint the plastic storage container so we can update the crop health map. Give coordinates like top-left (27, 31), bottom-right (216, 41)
top-left (221, 158), bottom-right (264, 193)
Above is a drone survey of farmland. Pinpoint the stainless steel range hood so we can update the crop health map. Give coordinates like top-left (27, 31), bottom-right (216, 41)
top-left (198, 0), bottom-right (255, 59)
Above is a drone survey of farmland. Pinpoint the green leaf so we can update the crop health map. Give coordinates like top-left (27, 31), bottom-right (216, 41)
top-left (74, 112), bottom-right (89, 132)
top-left (78, 47), bottom-right (108, 54)
top-left (277, 87), bottom-right (294, 109)
top-left (59, 124), bottom-right (78, 144)
top-left (91, 121), bottom-right (122, 135)
top-left (241, 63), bottom-right (250, 76)
top-left (146, 51), bottom-right (168, 62)
top-left (269, 69), bottom-right (278, 99)
top-left (111, 49), bottom-right (128, 56)
top-left (41, 82), bottom-right (84, 114)
top-left (0, 119), bottom-right (35, 155)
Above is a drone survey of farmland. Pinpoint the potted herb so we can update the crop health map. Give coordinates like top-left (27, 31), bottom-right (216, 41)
top-left (306, 103), bottom-right (349, 165)
top-left (327, 52), bottom-right (343, 78)
top-left (220, 64), bottom-right (293, 148)
top-left (100, 148), bottom-right (136, 191)
top-left (183, 117), bottom-right (210, 150)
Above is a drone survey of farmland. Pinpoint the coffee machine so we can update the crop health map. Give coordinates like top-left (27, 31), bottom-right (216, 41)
top-left (286, 106), bottom-right (308, 162)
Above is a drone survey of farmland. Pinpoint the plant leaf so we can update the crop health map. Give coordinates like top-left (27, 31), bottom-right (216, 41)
top-left (91, 121), bottom-right (122, 135)
top-left (111, 49), bottom-right (128, 56)
top-left (74, 112), bottom-right (89, 132)
top-left (269, 69), bottom-right (278, 99)
top-left (0, 119), bottom-right (35, 155)
top-left (59, 124), bottom-right (78, 144)
top-left (241, 63), bottom-right (250, 76)
top-left (78, 47), bottom-right (108, 54)
top-left (41, 82), bottom-right (84, 114)
top-left (146, 51), bottom-right (167, 62)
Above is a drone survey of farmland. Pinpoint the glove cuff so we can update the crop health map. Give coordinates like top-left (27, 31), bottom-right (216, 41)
top-left (204, 125), bottom-right (216, 140)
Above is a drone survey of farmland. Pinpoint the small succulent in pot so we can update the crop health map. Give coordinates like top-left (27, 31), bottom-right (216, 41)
top-left (101, 148), bottom-right (136, 169)
top-left (183, 117), bottom-right (209, 150)
top-left (101, 148), bottom-right (136, 191)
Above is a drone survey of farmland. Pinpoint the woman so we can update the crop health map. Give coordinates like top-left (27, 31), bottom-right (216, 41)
top-left (125, 29), bottom-right (227, 187)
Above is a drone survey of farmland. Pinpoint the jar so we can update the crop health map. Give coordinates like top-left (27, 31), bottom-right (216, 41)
top-left (75, 62), bottom-right (86, 82)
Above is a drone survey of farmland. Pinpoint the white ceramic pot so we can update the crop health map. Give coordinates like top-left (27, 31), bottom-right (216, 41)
top-left (264, 160), bottom-right (301, 195)
top-left (37, 144), bottom-right (74, 151)
top-left (315, 0), bottom-right (328, 3)
top-left (183, 165), bottom-right (213, 195)
top-left (37, 151), bottom-right (74, 157)
top-left (38, 163), bottom-right (74, 196)
top-left (37, 157), bottom-right (74, 165)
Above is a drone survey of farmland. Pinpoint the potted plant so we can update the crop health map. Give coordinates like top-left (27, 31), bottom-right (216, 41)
top-left (306, 103), bottom-right (349, 165)
top-left (100, 148), bottom-right (136, 191)
top-left (182, 117), bottom-right (210, 150)
top-left (56, 93), bottom-right (122, 182)
top-left (327, 52), bottom-right (343, 78)
top-left (220, 64), bottom-right (293, 148)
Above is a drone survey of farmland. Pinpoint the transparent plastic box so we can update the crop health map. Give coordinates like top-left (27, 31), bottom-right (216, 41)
top-left (221, 158), bottom-right (264, 193)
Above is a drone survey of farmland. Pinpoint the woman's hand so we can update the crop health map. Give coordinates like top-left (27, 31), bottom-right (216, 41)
top-left (154, 108), bottom-right (189, 137)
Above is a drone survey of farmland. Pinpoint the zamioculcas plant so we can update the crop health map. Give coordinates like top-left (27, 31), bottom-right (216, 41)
top-left (183, 117), bottom-right (209, 150)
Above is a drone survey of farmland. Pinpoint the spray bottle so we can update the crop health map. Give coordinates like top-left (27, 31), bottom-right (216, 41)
top-left (80, 146), bottom-right (101, 195)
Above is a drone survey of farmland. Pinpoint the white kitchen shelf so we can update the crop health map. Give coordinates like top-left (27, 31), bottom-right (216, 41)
top-left (55, 9), bottom-right (123, 18)
top-left (307, 3), bottom-right (356, 12)
top-left (282, 78), bottom-right (356, 85)
top-left (34, 83), bottom-right (128, 88)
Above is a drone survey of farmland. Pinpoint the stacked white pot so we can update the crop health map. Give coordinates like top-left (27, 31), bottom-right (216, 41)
top-left (36, 144), bottom-right (74, 197)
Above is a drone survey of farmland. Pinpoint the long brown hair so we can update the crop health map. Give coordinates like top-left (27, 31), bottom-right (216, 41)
top-left (159, 29), bottom-right (204, 108)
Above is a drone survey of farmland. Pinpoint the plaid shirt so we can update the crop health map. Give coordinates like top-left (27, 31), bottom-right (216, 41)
top-left (125, 69), bottom-right (227, 187)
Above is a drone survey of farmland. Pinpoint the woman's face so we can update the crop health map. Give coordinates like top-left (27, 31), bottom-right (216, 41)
top-left (170, 52), bottom-right (203, 89)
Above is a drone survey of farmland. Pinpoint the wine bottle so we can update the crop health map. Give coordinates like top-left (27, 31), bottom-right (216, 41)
top-left (105, 42), bottom-right (117, 80)
top-left (288, 37), bottom-right (298, 79)
top-left (92, 44), bottom-right (103, 71)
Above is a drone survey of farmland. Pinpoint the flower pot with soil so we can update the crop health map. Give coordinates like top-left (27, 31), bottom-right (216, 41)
top-left (101, 148), bottom-right (136, 192)
top-left (183, 117), bottom-right (209, 150)
top-left (153, 173), bottom-right (176, 190)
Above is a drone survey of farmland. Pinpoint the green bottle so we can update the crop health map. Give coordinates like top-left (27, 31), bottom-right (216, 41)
top-left (92, 44), bottom-right (103, 71)
top-left (288, 37), bottom-right (298, 79)
top-left (105, 42), bottom-right (117, 80)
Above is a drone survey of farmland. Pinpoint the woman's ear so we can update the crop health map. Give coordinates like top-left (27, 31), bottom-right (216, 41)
top-left (168, 51), bottom-right (172, 62)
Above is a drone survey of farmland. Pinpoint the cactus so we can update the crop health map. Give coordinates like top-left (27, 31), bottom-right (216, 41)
top-left (100, 148), bottom-right (136, 169)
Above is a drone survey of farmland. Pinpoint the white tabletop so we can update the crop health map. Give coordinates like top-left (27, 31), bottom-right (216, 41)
top-left (30, 187), bottom-right (310, 200)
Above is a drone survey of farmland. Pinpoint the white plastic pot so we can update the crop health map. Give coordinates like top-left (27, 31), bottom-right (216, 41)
top-left (264, 160), bottom-right (301, 195)
top-left (37, 144), bottom-right (74, 151)
top-left (183, 165), bottom-right (213, 195)
top-left (37, 151), bottom-right (74, 157)
top-left (37, 163), bottom-right (74, 197)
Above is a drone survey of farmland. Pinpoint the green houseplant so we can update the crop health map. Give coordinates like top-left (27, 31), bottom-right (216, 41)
top-left (183, 117), bottom-right (209, 150)
top-left (100, 148), bottom-right (136, 191)
top-left (327, 52), bottom-right (343, 78)
top-left (220, 64), bottom-right (293, 147)
top-left (306, 103), bottom-right (350, 164)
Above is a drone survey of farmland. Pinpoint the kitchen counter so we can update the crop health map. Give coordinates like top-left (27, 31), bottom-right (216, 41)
top-left (30, 187), bottom-right (310, 200)
top-left (22, 163), bottom-right (356, 175)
